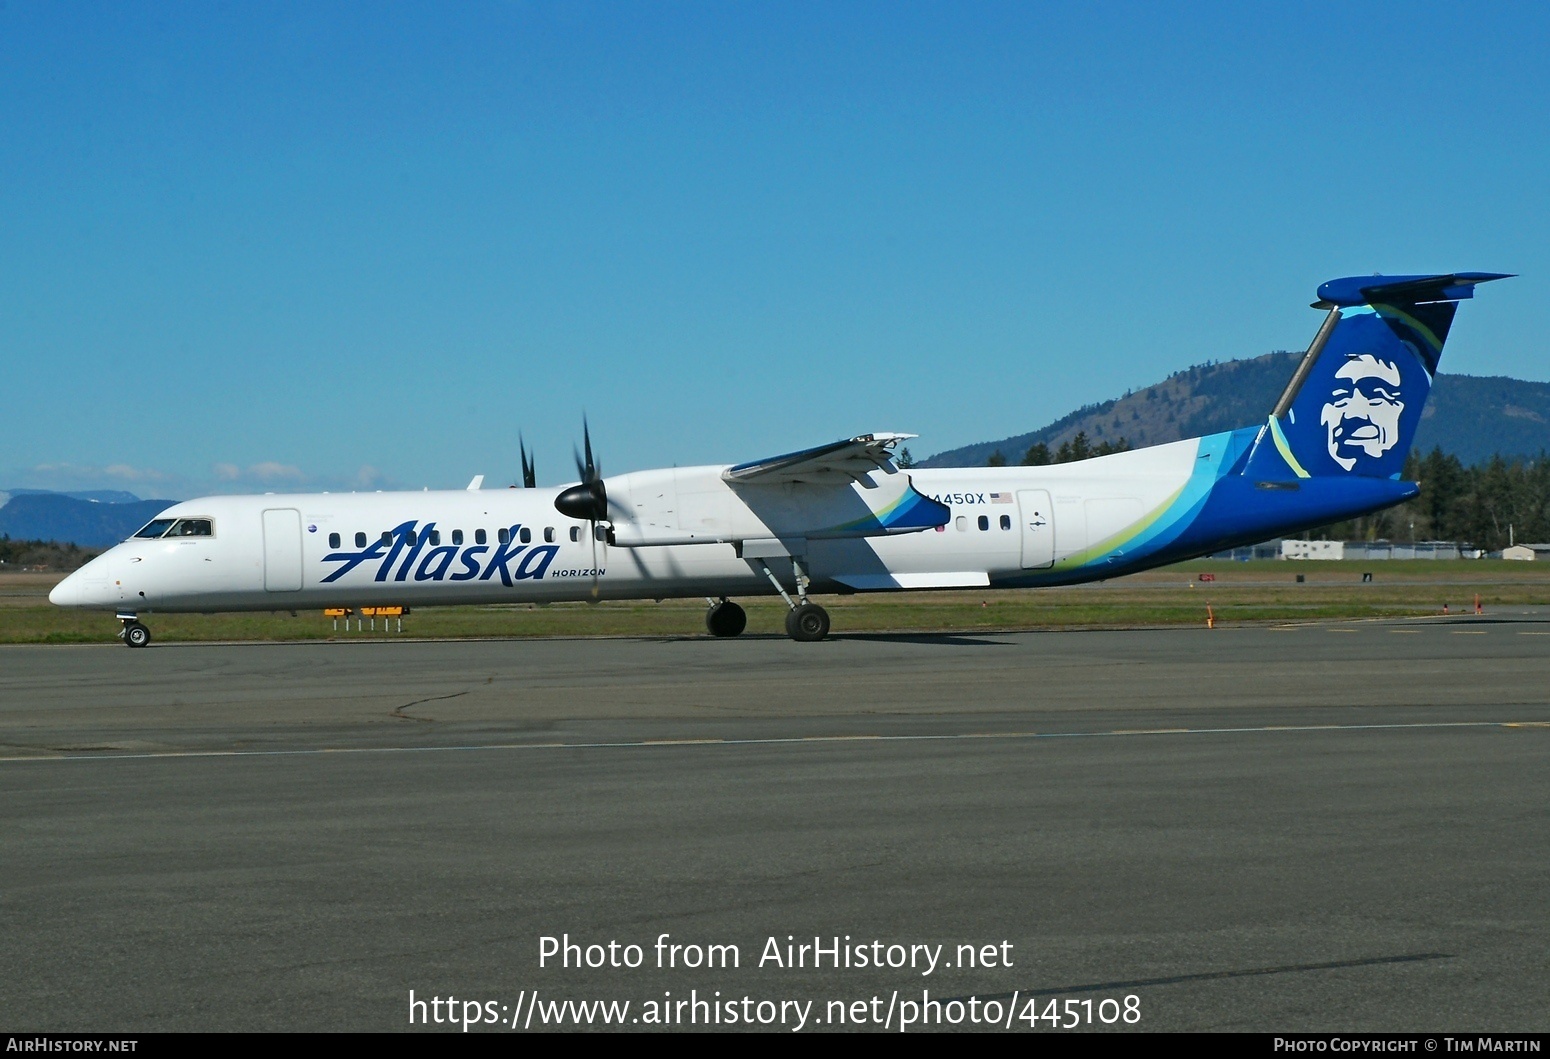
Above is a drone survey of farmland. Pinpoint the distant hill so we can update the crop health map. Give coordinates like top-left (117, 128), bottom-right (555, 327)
top-left (920, 353), bottom-right (1550, 468)
top-left (0, 492), bottom-right (176, 549)
top-left (2, 488), bottom-right (144, 504)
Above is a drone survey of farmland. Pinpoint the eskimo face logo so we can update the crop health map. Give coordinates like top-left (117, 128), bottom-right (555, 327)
top-left (1320, 354), bottom-right (1405, 471)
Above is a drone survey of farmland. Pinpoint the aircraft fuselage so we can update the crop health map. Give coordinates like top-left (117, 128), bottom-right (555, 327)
top-left (50, 428), bottom-right (1413, 616)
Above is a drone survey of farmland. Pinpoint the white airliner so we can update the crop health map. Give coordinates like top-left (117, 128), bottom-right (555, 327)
top-left (50, 272), bottom-right (1510, 646)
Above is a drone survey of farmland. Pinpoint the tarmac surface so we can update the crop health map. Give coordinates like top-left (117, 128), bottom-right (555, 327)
top-left (2, 612), bottom-right (1548, 1032)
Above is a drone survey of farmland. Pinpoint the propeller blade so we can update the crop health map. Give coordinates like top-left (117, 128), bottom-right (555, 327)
top-left (589, 523), bottom-right (600, 599)
top-left (519, 434), bottom-right (536, 489)
top-left (573, 416), bottom-right (600, 483)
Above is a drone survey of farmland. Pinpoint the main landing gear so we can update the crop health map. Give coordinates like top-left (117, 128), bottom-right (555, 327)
top-left (784, 602), bottom-right (830, 642)
top-left (708, 553), bottom-right (832, 642)
top-left (119, 614), bottom-right (152, 648)
top-left (705, 593), bottom-right (830, 642)
top-left (705, 598), bottom-right (747, 638)
top-left (759, 556), bottom-right (831, 643)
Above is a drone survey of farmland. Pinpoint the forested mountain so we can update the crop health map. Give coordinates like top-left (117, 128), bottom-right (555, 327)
top-left (920, 352), bottom-right (1550, 469)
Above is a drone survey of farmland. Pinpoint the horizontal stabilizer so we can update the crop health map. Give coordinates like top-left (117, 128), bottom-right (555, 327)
top-left (1314, 272), bottom-right (1513, 309)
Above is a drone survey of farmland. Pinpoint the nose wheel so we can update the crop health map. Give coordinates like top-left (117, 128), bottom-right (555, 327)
top-left (120, 618), bottom-right (151, 648)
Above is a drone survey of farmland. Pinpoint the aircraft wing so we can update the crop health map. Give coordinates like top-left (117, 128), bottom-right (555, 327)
top-left (721, 433), bottom-right (916, 486)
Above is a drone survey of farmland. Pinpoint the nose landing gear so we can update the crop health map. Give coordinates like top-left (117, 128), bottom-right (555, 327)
top-left (118, 614), bottom-right (152, 648)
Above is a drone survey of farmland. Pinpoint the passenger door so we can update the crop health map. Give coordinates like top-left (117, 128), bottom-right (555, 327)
top-left (1017, 490), bottom-right (1054, 569)
top-left (262, 508), bottom-right (304, 592)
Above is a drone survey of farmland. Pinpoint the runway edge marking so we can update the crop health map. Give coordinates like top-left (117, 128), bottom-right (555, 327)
top-left (0, 719), bottom-right (1544, 765)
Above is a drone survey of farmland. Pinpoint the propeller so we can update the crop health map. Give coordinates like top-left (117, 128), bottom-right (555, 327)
top-left (519, 434), bottom-right (536, 489)
top-left (554, 419), bottom-right (608, 521)
top-left (554, 418), bottom-right (609, 596)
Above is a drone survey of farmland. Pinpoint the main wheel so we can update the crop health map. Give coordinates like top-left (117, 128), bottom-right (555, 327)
top-left (784, 603), bottom-right (830, 642)
top-left (705, 600), bottom-right (747, 638)
top-left (124, 621), bottom-right (151, 649)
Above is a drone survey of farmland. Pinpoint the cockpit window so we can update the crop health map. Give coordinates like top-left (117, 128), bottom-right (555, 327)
top-left (133, 518), bottom-right (214, 539)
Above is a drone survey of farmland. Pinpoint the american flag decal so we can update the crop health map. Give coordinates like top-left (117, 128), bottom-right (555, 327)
top-left (989, 492), bottom-right (1013, 503)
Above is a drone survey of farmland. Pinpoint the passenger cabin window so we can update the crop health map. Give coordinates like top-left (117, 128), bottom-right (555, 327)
top-left (1000, 514), bottom-right (1012, 531)
top-left (544, 527), bottom-right (555, 543)
top-left (429, 530), bottom-right (441, 546)
top-left (381, 531), bottom-right (392, 544)
top-left (355, 532), bottom-right (367, 548)
top-left (452, 529), bottom-right (464, 546)
top-left (978, 515), bottom-right (990, 531)
top-left (406, 530), bottom-right (418, 546)
top-left (955, 516), bottom-right (967, 532)
top-left (498, 528), bottom-right (510, 545)
top-left (519, 527), bottom-right (531, 544)
top-left (134, 519), bottom-right (177, 539)
top-left (570, 526), bottom-right (580, 543)
top-left (595, 525), bottom-right (608, 542)
top-left (475, 529), bottom-right (487, 545)
top-left (328, 532), bottom-right (341, 549)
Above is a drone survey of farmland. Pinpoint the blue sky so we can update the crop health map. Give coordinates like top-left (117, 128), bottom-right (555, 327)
top-left (3, 1), bottom-right (1545, 498)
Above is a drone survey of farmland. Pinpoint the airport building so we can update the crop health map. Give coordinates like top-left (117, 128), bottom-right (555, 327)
top-left (1502, 543), bottom-right (1550, 560)
top-left (1210, 540), bottom-right (1482, 561)
top-left (1282, 540), bottom-right (1475, 561)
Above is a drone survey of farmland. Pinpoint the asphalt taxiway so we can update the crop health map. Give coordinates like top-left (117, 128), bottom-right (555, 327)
top-left (2, 614), bottom-right (1547, 1031)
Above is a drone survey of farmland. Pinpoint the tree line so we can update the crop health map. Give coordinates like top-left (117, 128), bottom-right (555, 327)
top-left (0, 537), bottom-right (99, 572)
top-left (985, 431), bottom-right (1134, 467)
top-left (1318, 448), bottom-right (1550, 549)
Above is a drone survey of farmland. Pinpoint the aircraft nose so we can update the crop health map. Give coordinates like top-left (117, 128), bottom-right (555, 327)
top-left (49, 571), bottom-right (81, 607)
top-left (50, 553), bottom-right (119, 609)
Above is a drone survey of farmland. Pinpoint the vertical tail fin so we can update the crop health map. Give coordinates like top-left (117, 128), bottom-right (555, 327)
top-left (1242, 272), bottom-right (1512, 480)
